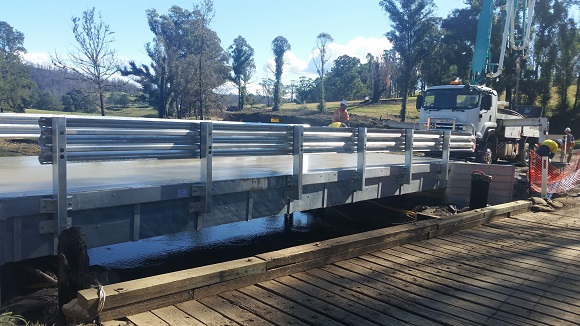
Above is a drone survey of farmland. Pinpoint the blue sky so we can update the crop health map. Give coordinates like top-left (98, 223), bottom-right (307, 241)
top-left (1, 0), bottom-right (466, 92)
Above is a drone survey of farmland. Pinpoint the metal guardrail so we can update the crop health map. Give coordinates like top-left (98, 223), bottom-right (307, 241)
top-left (1, 113), bottom-right (475, 249)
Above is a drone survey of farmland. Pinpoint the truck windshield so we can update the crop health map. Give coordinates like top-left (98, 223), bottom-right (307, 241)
top-left (423, 89), bottom-right (481, 109)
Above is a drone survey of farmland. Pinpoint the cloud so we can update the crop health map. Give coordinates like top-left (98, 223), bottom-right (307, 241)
top-left (22, 52), bottom-right (52, 65)
top-left (281, 36), bottom-right (393, 83)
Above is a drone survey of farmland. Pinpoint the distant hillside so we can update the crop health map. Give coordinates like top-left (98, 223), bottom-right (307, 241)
top-left (27, 63), bottom-right (141, 98)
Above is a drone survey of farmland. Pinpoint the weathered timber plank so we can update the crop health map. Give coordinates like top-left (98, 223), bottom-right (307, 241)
top-left (78, 257), bottom-right (266, 312)
top-left (381, 246), bottom-right (544, 305)
top-left (255, 221), bottom-right (439, 269)
top-left (192, 231), bottom-right (428, 300)
top-left (126, 311), bottom-right (168, 326)
top-left (100, 320), bottom-right (134, 326)
top-left (322, 262), bottom-right (481, 325)
top-left (331, 259), bottom-right (502, 324)
top-left (291, 271), bottom-right (435, 326)
top-left (218, 290), bottom-right (309, 326)
top-left (97, 290), bottom-right (194, 322)
top-left (416, 238), bottom-right (580, 311)
top-left (174, 300), bottom-right (237, 326)
top-left (474, 225), bottom-right (580, 265)
top-left (453, 229), bottom-right (580, 276)
top-left (150, 305), bottom-right (204, 326)
top-left (237, 284), bottom-right (344, 326)
top-left (305, 267), bottom-right (471, 326)
top-left (414, 235), bottom-right (578, 281)
top-left (401, 240), bottom-right (580, 321)
top-left (423, 236), bottom-right (580, 301)
top-left (197, 295), bottom-right (272, 326)
top-left (275, 274), bottom-right (407, 325)
top-left (353, 254), bottom-right (543, 326)
top-left (257, 279), bottom-right (379, 326)
top-left (492, 219), bottom-right (580, 247)
top-left (370, 250), bottom-right (550, 326)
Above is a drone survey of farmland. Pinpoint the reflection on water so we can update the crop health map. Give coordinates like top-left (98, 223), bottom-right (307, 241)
top-left (88, 208), bottom-right (408, 282)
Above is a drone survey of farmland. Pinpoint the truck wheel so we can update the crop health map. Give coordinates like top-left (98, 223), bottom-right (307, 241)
top-left (478, 141), bottom-right (496, 164)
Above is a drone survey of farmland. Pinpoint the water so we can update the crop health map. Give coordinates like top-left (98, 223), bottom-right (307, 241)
top-left (87, 205), bottom-right (415, 283)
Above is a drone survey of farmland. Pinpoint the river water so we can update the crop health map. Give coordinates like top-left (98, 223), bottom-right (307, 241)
top-left (87, 200), bottom-right (421, 283)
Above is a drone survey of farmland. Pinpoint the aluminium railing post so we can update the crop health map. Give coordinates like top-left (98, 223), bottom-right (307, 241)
top-left (441, 131), bottom-right (451, 187)
top-left (199, 122), bottom-right (213, 226)
top-left (403, 128), bottom-right (413, 185)
top-left (292, 125), bottom-right (304, 200)
top-left (52, 116), bottom-right (69, 254)
top-left (356, 127), bottom-right (367, 191)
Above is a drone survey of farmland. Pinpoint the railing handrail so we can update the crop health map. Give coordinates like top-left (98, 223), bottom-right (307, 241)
top-left (1, 113), bottom-right (476, 164)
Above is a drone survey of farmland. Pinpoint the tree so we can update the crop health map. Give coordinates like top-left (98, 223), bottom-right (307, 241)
top-left (554, 18), bottom-right (579, 113)
top-left (31, 90), bottom-right (62, 111)
top-left (380, 0), bottom-right (438, 121)
top-left (313, 33), bottom-right (334, 111)
top-left (123, 1), bottom-right (229, 119)
top-left (61, 89), bottom-right (96, 113)
top-left (325, 55), bottom-right (367, 101)
top-left (0, 21), bottom-right (35, 112)
top-left (363, 53), bottom-right (389, 103)
top-left (259, 78), bottom-right (275, 107)
top-left (295, 76), bottom-right (317, 104)
top-left (228, 36), bottom-right (255, 111)
top-left (271, 36), bottom-right (291, 111)
top-left (52, 7), bottom-right (120, 116)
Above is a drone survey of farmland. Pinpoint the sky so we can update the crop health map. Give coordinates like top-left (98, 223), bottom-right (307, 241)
top-left (1, 0), bottom-right (467, 93)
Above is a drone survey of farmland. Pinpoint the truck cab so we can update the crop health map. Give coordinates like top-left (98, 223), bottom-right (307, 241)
top-left (416, 84), bottom-right (497, 139)
top-left (414, 83), bottom-right (546, 164)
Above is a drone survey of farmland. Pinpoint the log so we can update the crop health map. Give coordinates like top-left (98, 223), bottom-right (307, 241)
top-left (58, 227), bottom-right (91, 309)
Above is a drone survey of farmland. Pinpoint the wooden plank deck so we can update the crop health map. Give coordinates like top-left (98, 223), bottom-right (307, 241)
top-left (101, 203), bottom-right (580, 326)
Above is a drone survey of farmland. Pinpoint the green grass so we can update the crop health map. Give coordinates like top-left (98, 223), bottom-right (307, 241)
top-left (257, 99), bottom-right (420, 121)
top-left (25, 106), bottom-right (158, 118)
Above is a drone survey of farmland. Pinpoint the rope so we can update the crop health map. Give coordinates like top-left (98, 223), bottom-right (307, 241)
top-left (92, 285), bottom-right (106, 321)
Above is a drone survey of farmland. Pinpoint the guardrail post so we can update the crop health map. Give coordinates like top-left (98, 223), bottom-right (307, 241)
top-left (402, 128), bottom-right (413, 185)
top-left (52, 116), bottom-right (70, 254)
top-left (440, 131), bottom-right (451, 186)
top-left (541, 156), bottom-right (548, 198)
top-left (292, 125), bottom-right (304, 200)
top-left (356, 127), bottom-right (367, 191)
top-left (199, 122), bottom-right (213, 226)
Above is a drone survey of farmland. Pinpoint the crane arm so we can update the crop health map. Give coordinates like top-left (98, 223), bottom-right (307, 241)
top-left (469, 0), bottom-right (536, 86)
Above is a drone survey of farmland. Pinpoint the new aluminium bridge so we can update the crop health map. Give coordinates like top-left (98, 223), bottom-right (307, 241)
top-left (0, 113), bottom-right (482, 267)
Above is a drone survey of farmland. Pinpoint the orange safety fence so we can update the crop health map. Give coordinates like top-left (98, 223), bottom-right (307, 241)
top-left (529, 151), bottom-right (580, 194)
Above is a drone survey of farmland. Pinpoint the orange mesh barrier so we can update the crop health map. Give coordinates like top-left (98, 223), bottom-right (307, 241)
top-left (529, 151), bottom-right (580, 193)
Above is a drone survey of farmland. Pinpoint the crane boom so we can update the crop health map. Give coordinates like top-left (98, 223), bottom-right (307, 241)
top-left (469, 0), bottom-right (536, 85)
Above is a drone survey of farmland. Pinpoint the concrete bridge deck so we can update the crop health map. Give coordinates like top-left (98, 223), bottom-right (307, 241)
top-left (85, 198), bottom-right (580, 325)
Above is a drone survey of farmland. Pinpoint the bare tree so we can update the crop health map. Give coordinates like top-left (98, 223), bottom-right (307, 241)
top-left (313, 33), bottom-right (333, 112)
top-left (52, 7), bottom-right (120, 116)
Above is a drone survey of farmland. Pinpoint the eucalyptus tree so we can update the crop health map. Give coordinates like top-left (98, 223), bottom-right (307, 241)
top-left (123, 1), bottom-right (229, 119)
top-left (295, 76), bottom-right (316, 104)
top-left (313, 32), bottom-right (333, 111)
top-left (0, 21), bottom-right (35, 113)
top-left (324, 55), bottom-right (366, 101)
top-left (554, 18), bottom-right (579, 113)
top-left (52, 7), bottom-right (120, 116)
top-left (271, 36), bottom-right (291, 111)
top-left (380, 0), bottom-right (439, 121)
top-left (259, 78), bottom-right (275, 107)
top-left (228, 36), bottom-right (256, 111)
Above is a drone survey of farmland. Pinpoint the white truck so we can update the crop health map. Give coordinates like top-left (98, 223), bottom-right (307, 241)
top-left (385, 0), bottom-right (548, 165)
top-left (412, 84), bottom-right (548, 164)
